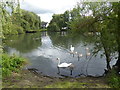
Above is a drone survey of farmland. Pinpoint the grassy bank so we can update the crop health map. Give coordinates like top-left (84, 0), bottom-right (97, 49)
top-left (2, 69), bottom-right (110, 88)
top-left (45, 81), bottom-right (109, 88)
top-left (38, 29), bottom-right (47, 32)
top-left (2, 54), bottom-right (27, 78)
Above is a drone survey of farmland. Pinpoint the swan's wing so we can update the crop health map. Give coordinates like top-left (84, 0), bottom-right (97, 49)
top-left (58, 63), bottom-right (72, 67)
top-left (58, 64), bottom-right (68, 68)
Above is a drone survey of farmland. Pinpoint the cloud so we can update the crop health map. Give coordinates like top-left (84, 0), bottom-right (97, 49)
top-left (37, 13), bottom-right (53, 22)
top-left (20, 1), bottom-right (54, 14)
top-left (20, 0), bottom-right (80, 22)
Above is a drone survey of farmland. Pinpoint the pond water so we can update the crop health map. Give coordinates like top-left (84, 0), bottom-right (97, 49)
top-left (4, 31), bottom-right (109, 77)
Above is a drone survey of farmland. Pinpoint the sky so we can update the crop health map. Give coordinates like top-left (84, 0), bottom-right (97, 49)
top-left (20, 0), bottom-right (80, 22)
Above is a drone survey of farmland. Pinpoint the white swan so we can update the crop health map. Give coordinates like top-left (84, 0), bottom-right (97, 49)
top-left (57, 58), bottom-right (72, 68)
top-left (85, 47), bottom-right (90, 59)
top-left (85, 47), bottom-right (89, 50)
top-left (79, 54), bottom-right (83, 57)
top-left (70, 45), bottom-right (74, 52)
top-left (87, 52), bottom-right (90, 56)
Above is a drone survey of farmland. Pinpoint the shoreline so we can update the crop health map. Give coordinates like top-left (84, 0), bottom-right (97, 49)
top-left (26, 68), bottom-right (105, 78)
top-left (2, 69), bottom-right (110, 88)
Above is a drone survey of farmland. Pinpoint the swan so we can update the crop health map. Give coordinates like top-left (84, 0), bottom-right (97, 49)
top-left (70, 45), bottom-right (75, 57)
top-left (86, 52), bottom-right (90, 56)
top-left (70, 45), bottom-right (74, 52)
top-left (57, 58), bottom-right (72, 68)
top-left (56, 58), bottom-right (74, 75)
top-left (75, 52), bottom-right (83, 61)
top-left (85, 47), bottom-right (89, 50)
top-left (86, 52), bottom-right (90, 59)
top-left (79, 54), bottom-right (83, 57)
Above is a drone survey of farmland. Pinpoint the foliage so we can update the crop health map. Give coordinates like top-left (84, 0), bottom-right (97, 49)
top-left (0, 1), bottom-right (41, 35)
top-left (3, 23), bottom-right (24, 35)
top-left (48, 22), bottom-right (60, 32)
top-left (48, 11), bottom-right (70, 31)
top-left (20, 9), bottom-right (41, 31)
top-left (1, 54), bottom-right (26, 78)
top-left (107, 69), bottom-right (120, 88)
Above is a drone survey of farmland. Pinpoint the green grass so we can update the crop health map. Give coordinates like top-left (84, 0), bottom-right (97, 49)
top-left (107, 69), bottom-right (120, 88)
top-left (45, 81), bottom-right (89, 88)
top-left (38, 29), bottom-right (47, 31)
top-left (26, 29), bottom-right (47, 32)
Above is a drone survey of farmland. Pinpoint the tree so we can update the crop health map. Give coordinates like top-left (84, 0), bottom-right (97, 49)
top-left (111, 2), bottom-right (120, 73)
top-left (67, 2), bottom-right (119, 73)
top-left (48, 11), bottom-right (71, 31)
top-left (0, 0), bottom-right (41, 35)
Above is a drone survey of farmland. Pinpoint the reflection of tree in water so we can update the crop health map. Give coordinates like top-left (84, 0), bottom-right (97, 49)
top-left (48, 32), bottom-right (97, 49)
top-left (48, 32), bottom-right (70, 49)
top-left (4, 33), bottom-right (42, 53)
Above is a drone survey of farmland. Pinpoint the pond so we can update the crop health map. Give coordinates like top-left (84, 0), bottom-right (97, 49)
top-left (4, 31), bottom-right (110, 78)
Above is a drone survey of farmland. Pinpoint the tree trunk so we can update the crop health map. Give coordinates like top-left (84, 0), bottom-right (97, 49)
top-left (100, 32), bottom-right (111, 71)
top-left (104, 45), bottom-right (111, 71)
top-left (106, 53), bottom-right (111, 71)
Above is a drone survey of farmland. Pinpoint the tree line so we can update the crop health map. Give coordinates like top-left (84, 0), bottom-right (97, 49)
top-left (0, 0), bottom-right (41, 35)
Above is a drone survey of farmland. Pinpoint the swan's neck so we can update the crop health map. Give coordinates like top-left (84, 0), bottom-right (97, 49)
top-left (58, 59), bottom-right (60, 65)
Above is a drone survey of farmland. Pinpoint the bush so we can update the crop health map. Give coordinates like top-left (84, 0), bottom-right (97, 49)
top-left (2, 54), bottom-right (26, 77)
top-left (107, 69), bottom-right (120, 88)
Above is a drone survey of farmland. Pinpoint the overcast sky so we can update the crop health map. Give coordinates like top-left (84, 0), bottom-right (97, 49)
top-left (20, 0), bottom-right (80, 22)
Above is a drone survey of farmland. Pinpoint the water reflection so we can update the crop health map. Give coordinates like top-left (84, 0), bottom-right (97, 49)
top-left (4, 33), bottom-right (41, 53)
top-left (4, 31), bottom-right (107, 77)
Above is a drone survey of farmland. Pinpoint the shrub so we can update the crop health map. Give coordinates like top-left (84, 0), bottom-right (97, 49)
top-left (2, 54), bottom-right (26, 77)
top-left (107, 69), bottom-right (120, 88)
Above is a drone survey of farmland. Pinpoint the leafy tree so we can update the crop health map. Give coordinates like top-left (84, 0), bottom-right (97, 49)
top-left (48, 22), bottom-right (60, 32)
top-left (20, 9), bottom-right (41, 31)
top-left (111, 2), bottom-right (120, 73)
top-left (0, 0), bottom-right (41, 35)
top-left (48, 11), bottom-right (71, 31)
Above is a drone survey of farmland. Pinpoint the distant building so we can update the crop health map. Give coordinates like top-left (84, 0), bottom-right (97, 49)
top-left (41, 21), bottom-right (48, 29)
